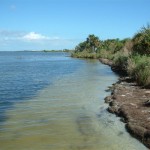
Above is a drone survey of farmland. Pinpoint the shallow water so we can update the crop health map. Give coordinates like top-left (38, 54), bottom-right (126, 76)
top-left (0, 52), bottom-right (148, 150)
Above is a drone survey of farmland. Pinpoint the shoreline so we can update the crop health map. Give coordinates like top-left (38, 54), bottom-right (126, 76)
top-left (100, 58), bottom-right (150, 149)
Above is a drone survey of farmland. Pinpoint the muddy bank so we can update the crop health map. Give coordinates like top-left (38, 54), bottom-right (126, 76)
top-left (100, 58), bottom-right (150, 149)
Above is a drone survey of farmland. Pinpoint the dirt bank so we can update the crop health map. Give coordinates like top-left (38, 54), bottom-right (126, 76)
top-left (100, 58), bottom-right (150, 149)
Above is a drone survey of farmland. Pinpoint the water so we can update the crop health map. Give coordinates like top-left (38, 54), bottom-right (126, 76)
top-left (0, 52), bottom-right (148, 150)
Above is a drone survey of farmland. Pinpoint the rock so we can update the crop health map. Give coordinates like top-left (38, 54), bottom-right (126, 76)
top-left (111, 89), bottom-right (118, 95)
top-left (107, 107), bottom-right (115, 113)
top-left (120, 117), bottom-right (126, 123)
top-left (109, 101), bottom-right (118, 107)
top-left (145, 91), bottom-right (150, 94)
top-left (145, 130), bottom-right (150, 140)
top-left (126, 123), bottom-right (150, 148)
top-left (105, 86), bottom-right (113, 92)
top-left (104, 96), bottom-right (112, 103)
top-left (144, 99), bottom-right (150, 106)
top-left (129, 103), bottom-right (138, 108)
top-left (107, 104), bottom-right (119, 114)
top-left (126, 123), bottom-right (146, 139)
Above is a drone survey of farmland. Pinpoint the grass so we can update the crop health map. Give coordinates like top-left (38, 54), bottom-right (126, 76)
top-left (127, 55), bottom-right (150, 87)
top-left (97, 49), bottom-right (114, 60)
top-left (71, 51), bottom-right (99, 59)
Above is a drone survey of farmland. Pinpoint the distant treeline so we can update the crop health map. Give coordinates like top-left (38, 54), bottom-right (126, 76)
top-left (43, 49), bottom-right (73, 52)
top-left (71, 25), bottom-right (150, 88)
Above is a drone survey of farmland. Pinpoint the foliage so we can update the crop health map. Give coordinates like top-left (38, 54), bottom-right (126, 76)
top-left (132, 25), bottom-right (150, 55)
top-left (86, 34), bottom-right (100, 52)
top-left (113, 51), bottom-right (129, 74)
top-left (72, 24), bottom-right (150, 87)
top-left (127, 54), bottom-right (150, 87)
top-left (74, 34), bottom-right (100, 53)
top-left (97, 48), bottom-right (114, 59)
top-left (71, 51), bottom-right (100, 59)
top-left (100, 39), bottom-right (125, 53)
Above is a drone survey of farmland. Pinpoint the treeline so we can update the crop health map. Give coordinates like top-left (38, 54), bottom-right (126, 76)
top-left (43, 49), bottom-right (72, 52)
top-left (71, 25), bottom-right (150, 87)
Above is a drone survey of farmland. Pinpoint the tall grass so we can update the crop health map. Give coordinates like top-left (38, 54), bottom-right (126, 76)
top-left (97, 49), bottom-right (114, 60)
top-left (71, 51), bottom-right (98, 59)
top-left (127, 55), bottom-right (150, 87)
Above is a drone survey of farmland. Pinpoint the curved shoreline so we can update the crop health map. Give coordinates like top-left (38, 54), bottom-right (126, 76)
top-left (100, 58), bottom-right (150, 149)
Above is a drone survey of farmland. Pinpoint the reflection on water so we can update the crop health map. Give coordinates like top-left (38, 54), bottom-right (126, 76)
top-left (0, 53), bottom-right (148, 150)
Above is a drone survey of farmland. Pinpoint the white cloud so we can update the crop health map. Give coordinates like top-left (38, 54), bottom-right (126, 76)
top-left (0, 30), bottom-right (79, 51)
top-left (0, 30), bottom-right (59, 41)
top-left (22, 32), bottom-right (49, 40)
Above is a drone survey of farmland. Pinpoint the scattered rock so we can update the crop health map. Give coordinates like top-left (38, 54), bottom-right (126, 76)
top-left (100, 59), bottom-right (150, 148)
top-left (104, 77), bottom-right (150, 148)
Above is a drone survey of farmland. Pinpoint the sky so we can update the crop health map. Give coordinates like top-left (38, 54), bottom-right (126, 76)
top-left (0, 0), bottom-right (150, 51)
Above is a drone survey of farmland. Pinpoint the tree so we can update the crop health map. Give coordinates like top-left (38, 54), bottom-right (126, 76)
top-left (74, 34), bottom-right (101, 53)
top-left (86, 34), bottom-right (100, 53)
top-left (75, 41), bottom-right (87, 53)
top-left (100, 39), bottom-right (123, 52)
top-left (132, 25), bottom-right (150, 55)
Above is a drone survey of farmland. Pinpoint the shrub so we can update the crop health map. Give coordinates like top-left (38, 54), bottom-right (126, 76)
top-left (113, 51), bottom-right (128, 65)
top-left (97, 49), bottom-right (114, 59)
top-left (127, 54), bottom-right (150, 87)
top-left (71, 51), bottom-right (97, 59)
top-left (127, 57), bottom-right (136, 77)
top-left (132, 25), bottom-right (150, 55)
top-left (112, 51), bottom-right (129, 74)
top-left (135, 61), bottom-right (150, 87)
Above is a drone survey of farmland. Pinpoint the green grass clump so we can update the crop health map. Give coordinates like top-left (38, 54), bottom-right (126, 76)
top-left (71, 51), bottom-right (98, 59)
top-left (135, 62), bottom-right (150, 87)
top-left (127, 55), bottom-right (150, 87)
top-left (97, 49), bottom-right (114, 60)
top-left (112, 51), bottom-right (129, 73)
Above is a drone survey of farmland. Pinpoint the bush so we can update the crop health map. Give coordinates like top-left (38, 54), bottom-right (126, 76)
top-left (71, 51), bottom-right (97, 59)
top-left (97, 49), bottom-right (114, 60)
top-left (132, 25), bottom-right (150, 55)
top-left (135, 61), bottom-right (150, 87)
top-left (108, 50), bottom-right (129, 75)
top-left (127, 54), bottom-right (150, 87)
top-left (113, 51), bottom-right (128, 67)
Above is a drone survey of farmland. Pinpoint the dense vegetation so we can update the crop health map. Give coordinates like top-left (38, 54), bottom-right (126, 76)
top-left (71, 25), bottom-right (150, 88)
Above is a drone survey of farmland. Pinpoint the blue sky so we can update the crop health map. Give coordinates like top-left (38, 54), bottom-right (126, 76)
top-left (0, 0), bottom-right (150, 51)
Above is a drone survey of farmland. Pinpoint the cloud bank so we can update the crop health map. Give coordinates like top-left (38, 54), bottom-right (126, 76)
top-left (0, 30), bottom-right (78, 51)
top-left (23, 32), bottom-right (49, 40)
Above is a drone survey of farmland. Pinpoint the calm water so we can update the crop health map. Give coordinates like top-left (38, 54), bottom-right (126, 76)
top-left (0, 52), bottom-right (147, 150)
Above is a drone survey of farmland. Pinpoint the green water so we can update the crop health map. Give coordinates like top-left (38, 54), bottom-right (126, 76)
top-left (0, 57), bottom-right (148, 150)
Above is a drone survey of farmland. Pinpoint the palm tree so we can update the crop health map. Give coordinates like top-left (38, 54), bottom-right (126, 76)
top-left (86, 34), bottom-right (100, 53)
top-left (75, 41), bottom-right (87, 53)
